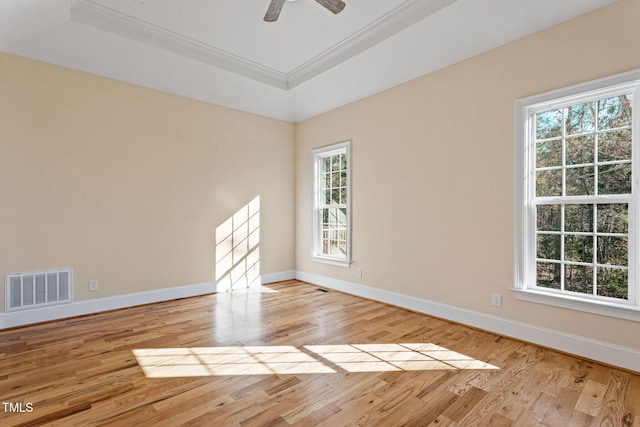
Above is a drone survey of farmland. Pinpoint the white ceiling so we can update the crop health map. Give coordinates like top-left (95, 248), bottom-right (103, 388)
top-left (1, 0), bottom-right (619, 122)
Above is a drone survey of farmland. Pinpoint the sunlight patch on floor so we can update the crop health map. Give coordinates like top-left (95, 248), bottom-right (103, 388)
top-left (304, 343), bottom-right (499, 372)
top-left (133, 343), bottom-right (499, 378)
top-left (133, 346), bottom-right (335, 377)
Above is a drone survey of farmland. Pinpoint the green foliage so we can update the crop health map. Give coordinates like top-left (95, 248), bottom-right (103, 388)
top-left (534, 94), bottom-right (632, 300)
top-left (597, 268), bottom-right (628, 299)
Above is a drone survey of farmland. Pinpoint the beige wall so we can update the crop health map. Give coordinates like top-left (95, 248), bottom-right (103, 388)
top-left (2, 1), bottom-right (638, 352)
top-left (295, 0), bottom-right (640, 350)
top-left (0, 53), bottom-right (295, 308)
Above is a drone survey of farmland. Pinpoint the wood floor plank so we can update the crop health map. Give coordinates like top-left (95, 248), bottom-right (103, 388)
top-left (575, 379), bottom-right (609, 417)
top-left (0, 280), bottom-right (638, 426)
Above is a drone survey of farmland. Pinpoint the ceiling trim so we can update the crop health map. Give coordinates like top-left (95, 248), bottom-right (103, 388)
top-left (286, 0), bottom-right (457, 88)
top-left (71, 0), bottom-right (289, 89)
top-left (71, 0), bottom-right (457, 90)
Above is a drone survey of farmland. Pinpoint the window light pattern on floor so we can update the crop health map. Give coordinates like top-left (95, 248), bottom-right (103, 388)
top-left (133, 346), bottom-right (335, 377)
top-left (304, 343), bottom-right (498, 372)
top-left (133, 343), bottom-right (499, 378)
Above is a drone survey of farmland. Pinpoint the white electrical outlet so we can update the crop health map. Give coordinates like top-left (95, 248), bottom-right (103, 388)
top-left (89, 280), bottom-right (99, 291)
top-left (356, 268), bottom-right (362, 278)
top-left (491, 293), bottom-right (502, 307)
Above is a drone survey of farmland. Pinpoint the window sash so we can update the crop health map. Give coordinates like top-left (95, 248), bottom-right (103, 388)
top-left (515, 70), bottom-right (640, 315)
top-left (531, 199), bottom-right (633, 303)
top-left (312, 141), bottom-right (351, 265)
top-left (527, 92), bottom-right (636, 304)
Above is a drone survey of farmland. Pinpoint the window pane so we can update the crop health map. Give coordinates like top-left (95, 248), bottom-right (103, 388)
top-left (537, 234), bottom-right (560, 260)
top-left (597, 204), bottom-right (628, 234)
top-left (335, 241), bottom-right (347, 256)
top-left (566, 166), bottom-right (594, 196)
top-left (598, 163), bottom-right (631, 195)
top-left (537, 205), bottom-right (560, 231)
top-left (597, 236), bottom-right (628, 266)
top-left (598, 129), bottom-right (632, 162)
top-left (565, 204), bottom-right (593, 232)
top-left (323, 157), bottom-right (331, 173)
top-left (597, 268), bottom-right (628, 299)
top-left (331, 189), bottom-right (340, 204)
top-left (328, 208), bottom-right (337, 225)
top-left (323, 189), bottom-right (330, 204)
top-left (537, 262), bottom-right (561, 289)
top-left (331, 172), bottom-right (340, 188)
top-left (598, 94), bottom-right (632, 130)
top-left (536, 140), bottom-right (562, 168)
top-left (321, 207), bottom-right (347, 258)
top-left (565, 235), bottom-right (593, 263)
top-left (332, 155), bottom-right (341, 171)
top-left (565, 102), bottom-right (595, 135)
top-left (536, 109), bottom-right (563, 140)
top-left (338, 208), bottom-right (347, 225)
top-left (322, 172), bottom-right (331, 191)
top-left (565, 265), bottom-right (593, 295)
top-left (566, 135), bottom-right (594, 165)
top-left (536, 170), bottom-right (562, 197)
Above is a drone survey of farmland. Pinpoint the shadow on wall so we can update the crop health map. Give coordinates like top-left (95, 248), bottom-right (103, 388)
top-left (215, 196), bottom-right (261, 291)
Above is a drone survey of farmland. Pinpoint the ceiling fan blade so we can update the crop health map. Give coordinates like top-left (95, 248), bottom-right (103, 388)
top-left (264, 0), bottom-right (286, 22)
top-left (314, 0), bottom-right (346, 14)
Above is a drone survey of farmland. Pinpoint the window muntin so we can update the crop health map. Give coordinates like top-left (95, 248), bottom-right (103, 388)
top-left (534, 94), bottom-right (633, 301)
top-left (312, 142), bottom-right (351, 265)
top-left (515, 71), bottom-right (640, 315)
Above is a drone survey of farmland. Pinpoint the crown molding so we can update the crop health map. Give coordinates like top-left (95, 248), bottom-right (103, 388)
top-left (286, 0), bottom-right (456, 88)
top-left (71, 0), bottom-right (456, 90)
top-left (71, 0), bottom-right (289, 89)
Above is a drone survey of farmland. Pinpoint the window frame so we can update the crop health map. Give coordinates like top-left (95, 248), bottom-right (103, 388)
top-left (311, 141), bottom-right (352, 267)
top-left (514, 70), bottom-right (640, 321)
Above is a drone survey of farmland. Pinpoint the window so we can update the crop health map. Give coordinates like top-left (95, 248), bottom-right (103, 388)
top-left (312, 141), bottom-right (351, 266)
top-left (515, 71), bottom-right (640, 319)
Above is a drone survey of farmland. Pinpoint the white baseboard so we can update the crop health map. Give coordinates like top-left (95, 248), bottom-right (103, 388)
top-left (0, 281), bottom-right (217, 329)
top-left (295, 271), bottom-right (640, 373)
top-left (261, 270), bottom-right (295, 284)
top-left (5, 269), bottom-right (637, 372)
top-left (0, 270), bottom-right (300, 330)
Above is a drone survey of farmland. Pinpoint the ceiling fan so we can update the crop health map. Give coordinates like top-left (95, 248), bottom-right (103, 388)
top-left (264, 0), bottom-right (346, 22)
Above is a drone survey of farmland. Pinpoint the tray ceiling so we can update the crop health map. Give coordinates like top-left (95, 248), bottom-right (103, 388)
top-left (1, 0), bottom-right (619, 122)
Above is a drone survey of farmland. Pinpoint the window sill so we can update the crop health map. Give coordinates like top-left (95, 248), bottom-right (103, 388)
top-left (511, 288), bottom-right (640, 323)
top-left (311, 256), bottom-right (351, 268)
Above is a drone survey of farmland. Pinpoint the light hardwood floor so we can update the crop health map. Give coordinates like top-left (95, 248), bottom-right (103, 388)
top-left (1, 280), bottom-right (638, 426)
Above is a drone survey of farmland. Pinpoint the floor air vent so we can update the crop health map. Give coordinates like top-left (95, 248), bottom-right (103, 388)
top-left (5, 268), bottom-right (73, 312)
